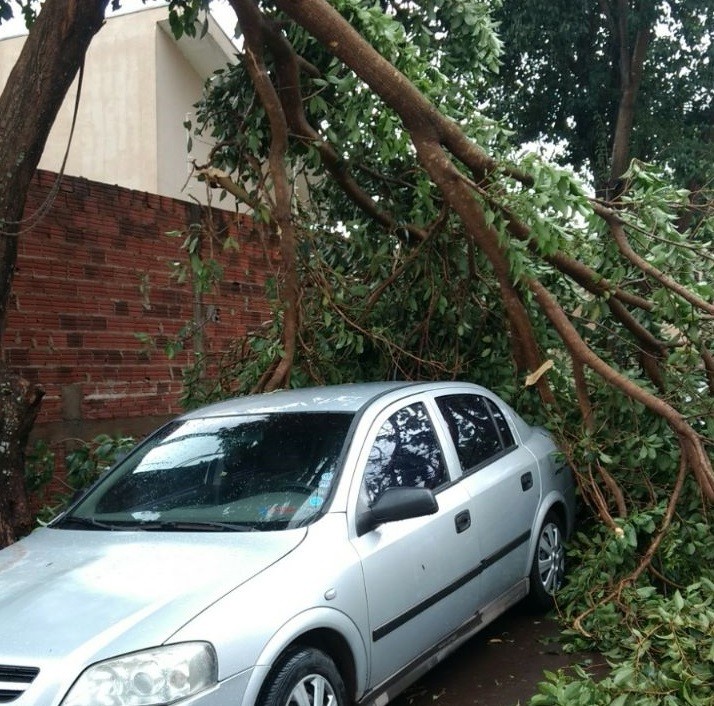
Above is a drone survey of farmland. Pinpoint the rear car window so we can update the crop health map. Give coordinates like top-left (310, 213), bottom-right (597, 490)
top-left (436, 394), bottom-right (515, 474)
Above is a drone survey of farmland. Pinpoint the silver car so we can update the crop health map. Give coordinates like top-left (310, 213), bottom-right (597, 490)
top-left (0, 381), bottom-right (575, 706)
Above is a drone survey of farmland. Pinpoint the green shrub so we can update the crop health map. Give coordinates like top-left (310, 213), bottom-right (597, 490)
top-left (26, 434), bottom-right (135, 524)
top-left (531, 495), bottom-right (714, 706)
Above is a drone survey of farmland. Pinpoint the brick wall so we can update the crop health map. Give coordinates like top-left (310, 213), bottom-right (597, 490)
top-left (5, 170), bottom-right (279, 445)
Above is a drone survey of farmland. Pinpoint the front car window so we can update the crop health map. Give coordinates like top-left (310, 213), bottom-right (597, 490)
top-left (58, 412), bottom-right (354, 531)
top-left (362, 402), bottom-right (446, 505)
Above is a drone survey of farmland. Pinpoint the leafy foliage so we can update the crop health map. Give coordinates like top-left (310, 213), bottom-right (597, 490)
top-left (532, 488), bottom-right (714, 706)
top-left (25, 435), bottom-right (135, 523)
top-left (489, 0), bottom-right (714, 188)
top-left (12, 0), bottom-right (711, 702)
top-left (184, 0), bottom-right (714, 464)
top-left (171, 3), bottom-right (714, 703)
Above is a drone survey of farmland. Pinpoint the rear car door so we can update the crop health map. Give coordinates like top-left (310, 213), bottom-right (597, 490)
top-left (348, 397), bottom-right (479, 691)
top-left (433, 392), bottom-right (541, 606)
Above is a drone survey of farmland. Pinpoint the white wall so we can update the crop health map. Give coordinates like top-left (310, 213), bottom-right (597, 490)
top-left (155, 20), bottom-right (228, 206)
top-left (0, 6), bottom-right (237, 207)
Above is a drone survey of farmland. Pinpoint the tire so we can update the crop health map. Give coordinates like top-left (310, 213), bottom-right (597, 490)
top-left (528, 510), bottom-right (566, 610)
top-left (260, 647), bottom-right (348, 706)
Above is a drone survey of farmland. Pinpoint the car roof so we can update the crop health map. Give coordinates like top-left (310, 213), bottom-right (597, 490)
top-left (180, 381), bottom-right (417, 418)
top-left (179, 380), bottom-right (508, 418)
top-left (176, 380), bottom-right (533, 442)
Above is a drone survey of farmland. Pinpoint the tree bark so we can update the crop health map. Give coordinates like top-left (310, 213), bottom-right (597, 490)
top-left (0, 0), bottom-right (109, 546)
top-left (0, 368), bottom-right (43, 547)
top-left (605, 0), bottom-right (652, 190)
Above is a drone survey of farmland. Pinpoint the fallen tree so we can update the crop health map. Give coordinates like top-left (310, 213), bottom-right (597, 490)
top-left (179, 0), bottom-right (713, 510)
top-left (183, 4), bottom-right (712, 700)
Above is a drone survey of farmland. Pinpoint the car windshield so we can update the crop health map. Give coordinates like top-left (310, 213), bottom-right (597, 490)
top-left (59, 412), bottom-right (354, 531)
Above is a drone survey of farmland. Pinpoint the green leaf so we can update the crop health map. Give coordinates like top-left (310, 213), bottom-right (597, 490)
top-left (673, 590), bottom-right (685, 611)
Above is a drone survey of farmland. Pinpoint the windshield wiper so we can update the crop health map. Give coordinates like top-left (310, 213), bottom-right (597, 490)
top-left (130, 520), bottom-right (255, 532)
top-left (54, 516), bottom-right (128, 531)
top-left (54, 516), bottom-right (256, 532)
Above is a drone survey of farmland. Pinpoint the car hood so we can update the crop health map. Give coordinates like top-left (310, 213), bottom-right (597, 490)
top-left (0, 526), bottom-right (305, 665)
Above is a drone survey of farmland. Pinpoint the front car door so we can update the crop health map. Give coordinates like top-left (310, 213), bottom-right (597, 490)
top-left (348, 396), bottom-right (479, 692)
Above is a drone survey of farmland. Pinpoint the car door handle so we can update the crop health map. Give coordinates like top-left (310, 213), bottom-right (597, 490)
top-left (454, 510), bottom-right (471, 533)
top-left (521, 472), bottom-right (533, 491)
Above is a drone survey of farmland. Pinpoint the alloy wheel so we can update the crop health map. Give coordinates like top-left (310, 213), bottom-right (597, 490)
top-left (285, 673), bottom-right (338, 706)
top-left (536, 521), bottom-right (565, 595)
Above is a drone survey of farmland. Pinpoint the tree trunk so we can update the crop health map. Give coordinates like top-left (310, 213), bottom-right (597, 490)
top-left (605, 2), bottom-right (652, 193)
top-left (0, 367), bottom-right (44, 546)
top-left (0, 0), bottom-right (109, 546)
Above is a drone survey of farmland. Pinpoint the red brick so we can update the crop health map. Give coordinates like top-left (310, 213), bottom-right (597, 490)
top-left (8, 170), bottom-right (279, 433)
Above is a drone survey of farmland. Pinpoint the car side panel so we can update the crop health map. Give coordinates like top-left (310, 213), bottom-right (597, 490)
top-left (457, 446), bottom-right (541, 605)
top-left (345, 393), bottom-right (484, 691)
top-left (169, 514), bottom-right (369, 695)
top-left (351, 480), bottom-right (477, 689)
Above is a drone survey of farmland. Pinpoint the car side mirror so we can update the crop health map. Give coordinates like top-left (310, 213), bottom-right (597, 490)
top-left (356, 486), bottom-right (439, 536)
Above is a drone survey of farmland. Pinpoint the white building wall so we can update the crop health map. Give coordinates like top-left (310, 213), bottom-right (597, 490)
top-left (0, 6), bottom-right (236, 207)
top-left (155, 22), bottom-right (213, 206)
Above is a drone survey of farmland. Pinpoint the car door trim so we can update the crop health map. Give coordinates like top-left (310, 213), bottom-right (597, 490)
top-left (372, 529), bottom-right (531, 641)
top-left (361, 579), bottom-right (530, 706)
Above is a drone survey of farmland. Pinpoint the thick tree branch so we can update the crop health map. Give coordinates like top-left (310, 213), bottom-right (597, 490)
top-left (594, 203), bottom-right (714, 316)
top-left (232, 0), bottom-right (298, 391)
top-left (528, 277), bottom-right (714, 501)
top-left (609, 2), bottom-right (653, 183)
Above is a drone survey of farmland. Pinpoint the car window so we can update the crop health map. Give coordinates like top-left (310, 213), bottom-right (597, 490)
top-left (484, 397), bottom-right (515, 448)
top-left (62, 412), bottom-right (354, 531)
top-left (362, 402), bottom-right (446, 505)
top-left (436, 394), bottom-right (515, 474)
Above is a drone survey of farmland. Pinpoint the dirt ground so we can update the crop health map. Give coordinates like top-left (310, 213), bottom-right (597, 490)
top-left (390, 603), bottom-right (607, 706)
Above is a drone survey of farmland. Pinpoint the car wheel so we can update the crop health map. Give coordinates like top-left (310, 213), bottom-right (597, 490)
top-left (528, 510), bottom-right (565, 610)
top-left (260, 647), bottom-right (347, 706)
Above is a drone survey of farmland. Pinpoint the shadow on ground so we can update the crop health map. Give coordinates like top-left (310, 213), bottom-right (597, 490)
top-left (390, 603), bottom-right (607, 706)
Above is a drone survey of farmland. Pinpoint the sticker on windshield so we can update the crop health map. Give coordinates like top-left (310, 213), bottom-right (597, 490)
top-left (131, 511), bottom-right (161, 521)
top-left (259, 504), bottom-right (298, 519)
top-left (309, 496), bottom-right (324, 508)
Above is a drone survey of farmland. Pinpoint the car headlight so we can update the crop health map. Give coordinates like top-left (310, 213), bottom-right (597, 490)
top-left (61, 642), bottom-right (217, 706)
